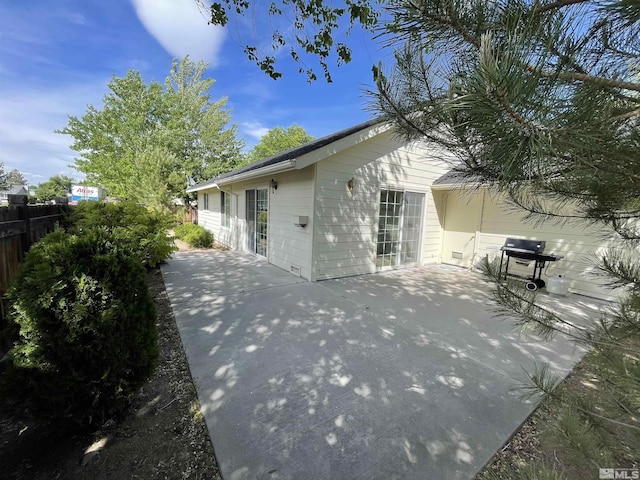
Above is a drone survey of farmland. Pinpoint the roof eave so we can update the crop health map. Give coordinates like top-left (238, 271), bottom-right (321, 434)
top-left (186, 159), bottom-right (297, 193)
top-left (430, 182), bottom-right (484, 190)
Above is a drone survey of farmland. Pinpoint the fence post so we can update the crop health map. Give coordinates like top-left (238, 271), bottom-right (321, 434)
top-left (8, 195), bottom-right (30, 256)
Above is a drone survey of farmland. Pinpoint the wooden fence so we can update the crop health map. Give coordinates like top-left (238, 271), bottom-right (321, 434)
top-left (188, 205), bottom-right (198, 224)
top-left (0, 195), bottom-right (69, 358)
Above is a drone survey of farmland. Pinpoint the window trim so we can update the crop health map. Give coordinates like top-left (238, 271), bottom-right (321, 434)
top-left (203, 193), bottom-right (209, 210)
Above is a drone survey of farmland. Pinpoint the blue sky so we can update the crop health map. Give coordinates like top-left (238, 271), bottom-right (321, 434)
top-left (0, 0), bottom-right (391, 186)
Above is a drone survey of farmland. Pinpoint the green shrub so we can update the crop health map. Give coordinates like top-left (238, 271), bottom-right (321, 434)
top-left (173, 222), bottom-right (200, 240)
top-left (5, 228), bottom-right (158, 427)
top-left (66, 201), bottom-right (176, 268)
top-left (174, 223), bottom-right (214, 248)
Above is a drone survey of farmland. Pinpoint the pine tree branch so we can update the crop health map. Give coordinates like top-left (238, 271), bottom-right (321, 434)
top-left (576, 405), bottom-right (640, 432)
top-left (552, 421), bottom-right (602, 468)
top-left (406, 0), bottom-right (480, 48)
top-left (485, 263), bottom-right (590, 342)
top-left (535, 0), bottom-right (591, 14)
top-left (610, 107), bottom-right (640, 122)
top-left (506, 193), bottom-right (593, 221)
top-left (530, 67), bottom-right (640, 93)
top-left (405, 1), bottom-right (640, 95)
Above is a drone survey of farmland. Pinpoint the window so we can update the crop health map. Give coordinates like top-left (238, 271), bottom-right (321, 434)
top-left (203, 193), bottom-right (209, 210)
top-left (221, 191), bottom-right (231, 227)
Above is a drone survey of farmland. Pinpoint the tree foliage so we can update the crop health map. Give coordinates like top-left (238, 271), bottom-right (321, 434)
top-left (59, 56), bottom-right (244, 210)
top-left (201, 0), bottom-right (383, 81)
top-left (66, 201), bottom-right (177, 269)
top-left (5, 169), bottom-right (27, 187)
top-left (34, 175), bottom-right (74, 201)
top-left (5, 228), bottom-right (158, 427)
top-left (245, 124), bottom-right (315, 163)
top-left (0, 164), bottom-right (27, 190)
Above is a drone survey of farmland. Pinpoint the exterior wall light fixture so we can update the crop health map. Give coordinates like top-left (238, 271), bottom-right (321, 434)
top-left (270, 178), bottom-right (278, 192)
top-left (347, 177), bottom-right (355, 193)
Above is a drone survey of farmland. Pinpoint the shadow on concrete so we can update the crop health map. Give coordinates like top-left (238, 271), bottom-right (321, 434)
top-left (161, 250), bottom-right (607, 480)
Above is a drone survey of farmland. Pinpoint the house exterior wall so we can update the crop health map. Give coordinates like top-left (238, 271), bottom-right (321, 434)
top-left (197, 166), bottom-right (315, 280)
top-left (438, 188), bottom-right (619, 301)
top-left (313, 130), bottom-right (449, 280)
top-left (197, 189), bottom-right (235, 248)
top-left (251, 167), bottom-right (315, 280)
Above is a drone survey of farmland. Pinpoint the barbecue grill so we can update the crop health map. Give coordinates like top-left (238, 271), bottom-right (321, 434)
top-left (499, 238), bottom-right (563, 291)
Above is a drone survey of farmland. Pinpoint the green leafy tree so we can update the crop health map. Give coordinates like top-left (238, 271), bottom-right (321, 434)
top-left (5, 169), bottom-right (27, 186)
top-left (59, 56), bottom-right (244, 210)
top-left (0, 167), bottom-right (28, 192)
top-left (201, 0), bottom-right (383, 81)
top-left (0, 163), bottom-right (8, 190)
top-left (245, 124), bottom-right (315, 163)
top-left (35, 175), bottom-right (74, 201)
top-left (206, 0), bottom-right (640, 473)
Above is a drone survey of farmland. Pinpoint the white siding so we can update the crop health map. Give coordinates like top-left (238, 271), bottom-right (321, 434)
top-left (440, 188), bottom-right (620, 301)
top-left (197, 189), bottom-right (235, 248)
top-left (198, 167), bottom-right (315, 280)
top-left (438, 190), bottom-right (482, 266)
top-left (313, 130), bottom-right (449, 280)
top-left (264, 167), bottom-right (314, 280)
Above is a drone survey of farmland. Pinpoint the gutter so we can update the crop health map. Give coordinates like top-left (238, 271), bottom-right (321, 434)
top-left (430, 182), bottom-right (483, 191)
top-left (187, 160), bottom-right (297, 193)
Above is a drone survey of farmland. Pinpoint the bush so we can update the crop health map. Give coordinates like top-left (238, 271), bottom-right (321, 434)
top-left (4, 228), bottom-right (158, 427)
top-left (66, 201), bottom-right (176, 268)
top-left (174, 223), bottom-right (214, 248)
top-left (173, 222), bottom-right (200, 239)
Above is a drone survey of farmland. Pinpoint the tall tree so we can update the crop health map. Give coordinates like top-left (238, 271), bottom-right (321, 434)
top-left (205, 0), bottom-right (640, 473)
top-left (5, 169), bottom-right (27, 186)
top-left (245, 124), bottom-right (315, 163)
top-left (0, 163), bottom-right (8, 190)
top-left (59, 56), bottom-right (244, 210)
top-left (35, 175), bottom-right (74, 201)
top-left (0, 164), bottom-right (25, 190)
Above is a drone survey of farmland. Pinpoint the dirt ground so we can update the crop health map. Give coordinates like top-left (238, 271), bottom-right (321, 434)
top-left (0, 266), bottom-right (222, 480)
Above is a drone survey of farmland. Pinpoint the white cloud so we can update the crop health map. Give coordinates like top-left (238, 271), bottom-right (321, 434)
top-left (130, 0), bottom-right (226, 64)
top-left (241, 122), bottom-right (269, 140)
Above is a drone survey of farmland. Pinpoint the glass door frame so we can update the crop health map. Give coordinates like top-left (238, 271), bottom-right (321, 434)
top-left (245, 188), bottom-right (268, 258)
top-left (376, 188), bottom-right (425, 270)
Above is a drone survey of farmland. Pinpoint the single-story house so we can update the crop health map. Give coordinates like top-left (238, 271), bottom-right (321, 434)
top-left (187, 120), bottom-right (618, 301)
top-left (0, 185), bottom-right (28, 205)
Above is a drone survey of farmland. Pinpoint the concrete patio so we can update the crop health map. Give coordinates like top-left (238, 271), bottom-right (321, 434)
top-left (161, 250), bottom-right (606, 480)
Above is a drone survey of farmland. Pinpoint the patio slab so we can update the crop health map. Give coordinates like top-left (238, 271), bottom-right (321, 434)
top-left (161, 250), bottom-right (606, 480)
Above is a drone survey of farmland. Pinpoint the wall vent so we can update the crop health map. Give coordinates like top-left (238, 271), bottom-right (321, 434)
top-left (290, 265), bottom-right (301, 276)
top-left (451, 251), bottom-right (464, 260)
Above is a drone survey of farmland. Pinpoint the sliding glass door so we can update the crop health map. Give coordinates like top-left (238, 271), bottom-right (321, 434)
top-left (246, 188), bottom-right (268, 257)
top-left (376, 189), bottom-right (424, 268)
